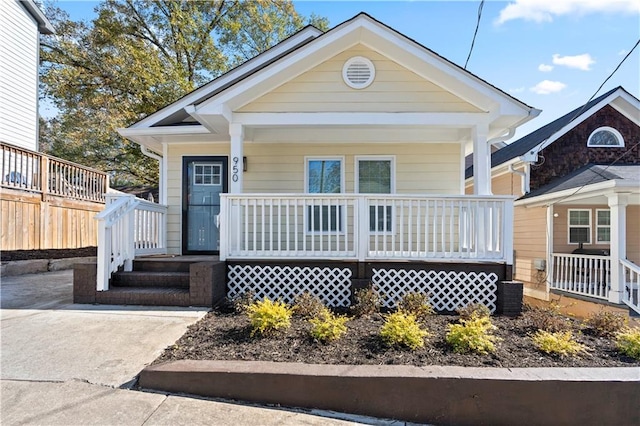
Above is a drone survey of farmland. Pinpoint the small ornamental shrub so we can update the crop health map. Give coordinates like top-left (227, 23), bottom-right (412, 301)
top-left (615, 327), bottom-right (640, 360)
top-left (380, 311), bottom-right (430, 350)
top-left (397, 292), bottom-right (435, 323)
top-left (532, 330), bottom-right (588, 358)
top-left (446, 316), bottom-right (500, 355)
top-left (351, 288), bottom-right (381, 318)
top-left (457, 303), bottom-right (491, 320)
top-left (309, 309), bottom-right (348, 343)
top-left (524, 302), bottom-right (572, 332)
top-left (247, 299), bottom-right (293, 337)
top-left (585, 310), bottom-right (626, 337)
top-left (232, 291), bottom-right (256, 314)
top-left (293, 292), bottom-right (326, 319)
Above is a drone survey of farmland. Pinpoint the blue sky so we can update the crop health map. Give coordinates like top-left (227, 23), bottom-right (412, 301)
top-left (51, 0), bottom-right (639, 140)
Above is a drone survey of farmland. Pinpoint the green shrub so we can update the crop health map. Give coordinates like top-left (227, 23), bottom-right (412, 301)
top-left (446, 316), bottom-right (500, 355)
top-left (293, 292), bottom-right (326, 319)
top-left (351, 288), bottom-right (381, 318)
top-left (532, 330), bottom-right (588, 357)
top-left (456, 303), bottom-right (491, 320)
top-left (615, 327), bottom-right (640, 360)
top-left (585, 310), bottom-right (626, 337)
top-left (309, 309), bottom-right (348, 343)
top-left (380, 311), bottom-right (430, 350)
top-left (232, 290), bottom-right (256, 314)
top-left (397, 292), bottom-right (434, 322)
top-left (247, 298), bottom-right (293, 336)
top-left (524, 302), bottom-right (572, 332)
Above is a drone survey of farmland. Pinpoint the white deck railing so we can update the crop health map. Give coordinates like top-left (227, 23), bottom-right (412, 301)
top-left (551, 253), bottom-right (611, 300)
top-left (220, 194), bottom-right (513, 262)
top-left (621, 259), bottom-right (640, 314)
top-left (96, 195), bottom-right (167, 291)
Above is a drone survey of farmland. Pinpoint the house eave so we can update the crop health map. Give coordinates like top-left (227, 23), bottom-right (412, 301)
top-left (514, 180), bottom-right (640, 208)
top-left (20, 0), bottom-right (55, 34)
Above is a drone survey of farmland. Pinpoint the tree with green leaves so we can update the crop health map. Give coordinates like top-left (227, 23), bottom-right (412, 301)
top-left (40, 0), bottom-right (328, 185)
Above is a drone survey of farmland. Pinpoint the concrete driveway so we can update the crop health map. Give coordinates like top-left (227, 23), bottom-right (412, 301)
top-left (0, 270), bottom-right (363, 425)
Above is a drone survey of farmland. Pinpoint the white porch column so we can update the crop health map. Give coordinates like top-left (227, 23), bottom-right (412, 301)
top-left (229, 123), bottom-right (244, 194)
top-left (607, 193), bottom-right (628, 304)
top-left (472, 124), bottom-right (491, 195)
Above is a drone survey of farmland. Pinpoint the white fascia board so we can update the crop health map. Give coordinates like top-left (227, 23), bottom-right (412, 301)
top-left (233, 112), bottom-right (491, 127)
top-left (118, 125), bottom-right (209, 137)
top-left (515, 180), bottom-right (639, 208)
top-left (129, 27), bottom-right (322, 129)
top-left (610, 91), bottom-right (640, 126)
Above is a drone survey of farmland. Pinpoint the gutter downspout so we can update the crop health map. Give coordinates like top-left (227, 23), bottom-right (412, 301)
top-left (509, 163), bottom-right (529, 195)
top-left (140, 145), bottom-right (164, 203)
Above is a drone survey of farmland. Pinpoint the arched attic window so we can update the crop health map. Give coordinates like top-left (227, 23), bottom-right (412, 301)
top-left (587, 127), bottom-right (624, 148)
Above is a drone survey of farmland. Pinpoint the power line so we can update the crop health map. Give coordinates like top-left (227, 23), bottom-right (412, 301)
top-left (464, 0), bottom-right (484, 70)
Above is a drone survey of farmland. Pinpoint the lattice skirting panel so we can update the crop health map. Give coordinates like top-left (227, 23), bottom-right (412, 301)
top-left (227, 265), bottom-right (352, 307)
top-left (372, 268), bottom-right (498, 313)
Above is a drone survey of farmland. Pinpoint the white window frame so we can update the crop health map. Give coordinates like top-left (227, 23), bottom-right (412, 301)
top-left (595, 209), bottom-right (611, 243)
top-left (587, 126), bottom-right (624, 148)
top-left (568, 209), bottom-right (592, 245)
top-left (304, 157), bottom-right (345, 234)
top-left (355, 156), bottom-right (395, 234)
top-left (193, 162), bottom-right (222, 186)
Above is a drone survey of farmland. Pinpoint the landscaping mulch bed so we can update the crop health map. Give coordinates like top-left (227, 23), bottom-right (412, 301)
top-left (155, 308), bottom-right (639, 368)
top-left (1, 247), bottom-right (97, 262)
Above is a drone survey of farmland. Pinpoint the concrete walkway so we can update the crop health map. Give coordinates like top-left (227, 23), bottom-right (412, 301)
top-left (0, 270), bottom-right (378, 425)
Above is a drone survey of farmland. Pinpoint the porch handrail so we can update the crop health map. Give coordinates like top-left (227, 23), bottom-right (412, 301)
top-left (621, 259), bottom-right (640, 314)
top-left (221, 193), bottom-right (513, 262)
top-left (96, 194), bottom-right (168, 291)
top-left (550, 253), bottom-right (610, 300)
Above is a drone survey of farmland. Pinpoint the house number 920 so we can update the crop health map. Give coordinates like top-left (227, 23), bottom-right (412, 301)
top-left (232, 156), bottom-right (239, 182)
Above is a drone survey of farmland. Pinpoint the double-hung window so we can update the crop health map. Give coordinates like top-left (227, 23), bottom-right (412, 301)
top-left (595, 209), bottom-right (610, 243)
top-left (356, 157), bottom-right (394, 232)
top-left (305, 158), bottom-right (344, 232)
top-left (568, 209), bottom-right (591, 244)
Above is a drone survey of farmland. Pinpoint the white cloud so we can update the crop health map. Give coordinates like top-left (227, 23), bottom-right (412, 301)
top-left (552, 53), bottom-right (595, 70)
top-left (538, 63), bottom-right (554, 72)
top-left (510, 87), bottom-right (526, 93)
top-left (530, 80), bottom-right (567, 95)
top-left (495, 0), bottom-right (640, 25)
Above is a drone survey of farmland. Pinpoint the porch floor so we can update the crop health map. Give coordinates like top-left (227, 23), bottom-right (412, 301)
top-left (136, 255), bottom-right (220, 262)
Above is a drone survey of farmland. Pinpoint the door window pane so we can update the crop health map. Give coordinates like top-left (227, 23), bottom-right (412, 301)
top-left (194, 163), bottom-right (221, 186)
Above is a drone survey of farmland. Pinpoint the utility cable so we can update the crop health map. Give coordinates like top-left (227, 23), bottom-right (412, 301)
top-left (464, 0), bottom-right (484, 69)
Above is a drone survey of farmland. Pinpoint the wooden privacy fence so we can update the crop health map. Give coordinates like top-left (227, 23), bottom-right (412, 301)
top-left (1, 142), bottom-right (108, 250)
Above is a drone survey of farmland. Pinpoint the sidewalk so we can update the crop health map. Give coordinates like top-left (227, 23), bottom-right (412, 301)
top-left (0, 270), bottom-right (377, 425)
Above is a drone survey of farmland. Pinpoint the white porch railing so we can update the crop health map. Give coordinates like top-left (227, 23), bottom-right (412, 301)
top-left (621, 259), bottom-right (640, 314)
top-left (550, 253), bottom-right (611, 300)
top-left (220, 194), bottom-right (513, 262)
top-left (96, 194), bottom-right (167, 291)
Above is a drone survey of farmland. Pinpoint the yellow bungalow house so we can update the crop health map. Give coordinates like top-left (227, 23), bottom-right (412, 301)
top-left (85, 13), bottom-right (541, 310)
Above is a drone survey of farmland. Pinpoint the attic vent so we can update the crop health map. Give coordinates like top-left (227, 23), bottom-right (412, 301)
top-left (342, 56), bottom-right (375, 89)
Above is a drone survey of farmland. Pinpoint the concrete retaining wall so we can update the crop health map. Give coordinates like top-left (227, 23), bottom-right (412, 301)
top-left (1, 257), bottom-right (96, 276)
top-left (140, 360), bottom-right (640, 426)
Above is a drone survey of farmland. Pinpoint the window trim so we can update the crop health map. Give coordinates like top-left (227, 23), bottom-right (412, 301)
top-left (595, 209), bottom-right (611, 243)
top-left (355, 156), bottom-right (395, 234)
top-left (568, 209), bottom-right (592, 245)
top-left (304, 156), bottom-right (345, 234)
top-left (587, 126), bottom-right (624, 148)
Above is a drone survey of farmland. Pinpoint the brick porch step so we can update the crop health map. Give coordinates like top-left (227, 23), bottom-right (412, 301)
top-left (95, 286), bottom-right (191, 307)
top-left (111, 271), bottom-right (189, 288)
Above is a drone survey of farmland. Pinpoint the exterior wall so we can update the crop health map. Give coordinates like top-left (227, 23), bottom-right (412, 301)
top-left (239, 44), bottom-right (480, 113)
top-left (489, 171), bottom-right (521, 196)
top-left (0, 0), bottom-right (39, 151)
top-left (531, 105), bottom-right (640, 190)
top-left (165, 141), bottom-right (460, 254)
top-left (552, 204), bottom-right (640, 265)
top-left (513, 205), bottom-right (548, 300)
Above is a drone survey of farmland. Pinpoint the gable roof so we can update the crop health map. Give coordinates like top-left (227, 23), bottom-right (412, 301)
top-left (465, 86), bottom-right (640, 179)
top-left (20, 0), bottom-right (54, 34)
top-left (129, 12), bottom-right (535, 131)
top-left (520, 163), bottom-right (640, 200)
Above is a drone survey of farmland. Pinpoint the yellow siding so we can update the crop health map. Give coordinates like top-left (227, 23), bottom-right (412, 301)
top-left (239, 44), bottom-right (481, 113)
top-left (513, 205), bottom-right (548, 299)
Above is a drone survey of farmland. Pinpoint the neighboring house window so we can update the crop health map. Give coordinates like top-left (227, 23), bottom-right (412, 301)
top-left (596, 209), bottom-right (611, 243)
top-left (568, 209), bottom-right (591, 244)
top-left (587, 127), bottom-right (624, 148)
top-left (194, 163), bottom-right (221, 185)
top-left (356, 157), bottom-right (394, 232)
top-left (305, 158), bottom-right (344, 232)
